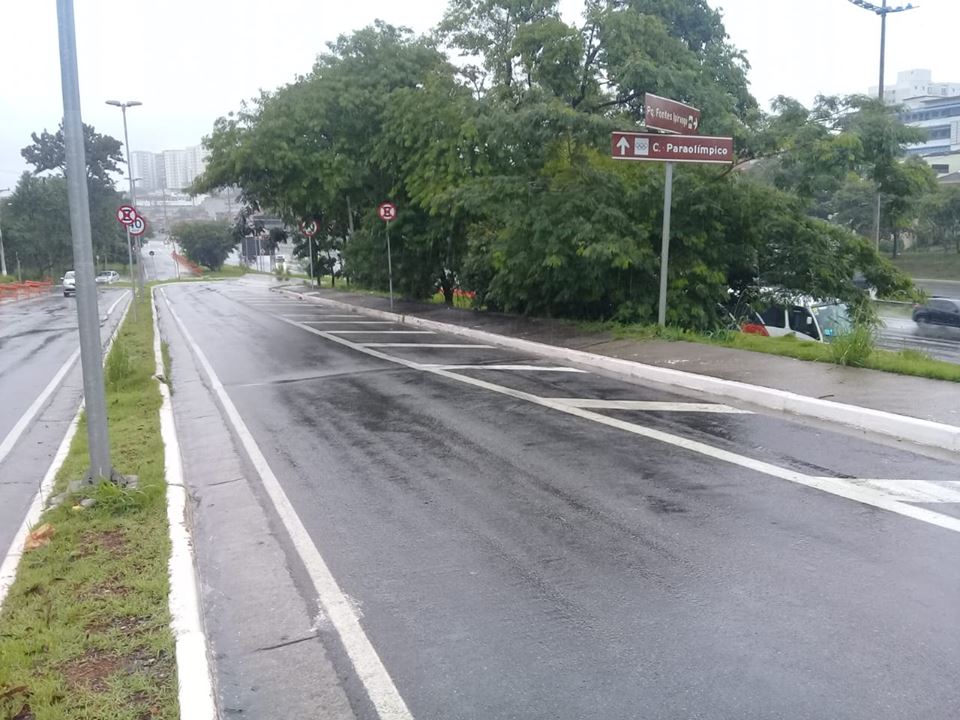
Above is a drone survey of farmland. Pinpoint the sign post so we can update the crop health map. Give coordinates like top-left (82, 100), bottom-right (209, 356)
top-left (612, 97), bottom-right (733, 326)
top-left (658, 162), bottom-right (674, 328)
top-left (300, 220), bottom-right (319, 287)
top-left (116, 203), bottom-right (138, 304)
top-left (378, 202), bottom-right (397, 311)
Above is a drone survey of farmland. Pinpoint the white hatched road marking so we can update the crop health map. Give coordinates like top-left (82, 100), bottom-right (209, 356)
top-left (834, 479), bottom-right (960, 504)
top-left (361, 343), bottom-right (497, 349)
top-left (161, 289), bottom-right (414, 720)
top-left (276, 312), bottom-right (960, 535)
top-left (301, 321), bottom-right (397, 325)
top-left (548, 399), bottom-right (751, 413)
top-left (328, 330), bottom-right (436, 335)
top-left (423, 364), bottom-right (587, 373)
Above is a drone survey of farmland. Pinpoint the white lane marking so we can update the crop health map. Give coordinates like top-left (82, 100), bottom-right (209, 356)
top-left (328, 330), bottom-right (436, 335)
top-left (0, 288), bottom-right (129, 464)
top-left (282, 314), bottom-right (364, 319)
top-left (1, 293), bottom-right (132, 609)
top-left (300, 321), bottom-right (397, 325)
top-left (548, 399), bottom-right (751, 413)
top-left (0, 350), bottom-right (80, 466)
top-left (279, 316), bottom-right (960, 535)
top-left (160, 289), bottom-right (413, 720)
top-left (423, 364), bottom-right (587, 373)
top-left (831, 479), bottom-right (960, 504)
top-left (151, 289), bottom-right (217, 719)
top-left (361, 343), bottom-right (496, 349)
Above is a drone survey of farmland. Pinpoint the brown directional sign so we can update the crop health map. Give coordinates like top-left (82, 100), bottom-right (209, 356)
top-left (643, 93), bottom-right (701, 135)
top-left (611, 132), bottom-right (734, 165)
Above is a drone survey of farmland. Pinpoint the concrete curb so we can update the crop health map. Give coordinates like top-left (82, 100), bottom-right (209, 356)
top-left (280, 289), bottom-right (960, 454)
top-left (151, 288), bottom-right (218, 720)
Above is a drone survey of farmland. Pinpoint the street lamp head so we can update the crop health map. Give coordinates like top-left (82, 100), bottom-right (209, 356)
top-left (125, 101), bottom-right (142, 107)
top-left (105, 99), bottom-right (122, 107)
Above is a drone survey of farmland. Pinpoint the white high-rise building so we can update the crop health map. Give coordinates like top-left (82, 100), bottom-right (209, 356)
top-left (129, 150), bottom-right (165, 193)
top-left (871, 69), bottom-right (960, 105)
top-left (162, 145), bottom-right (209, 191)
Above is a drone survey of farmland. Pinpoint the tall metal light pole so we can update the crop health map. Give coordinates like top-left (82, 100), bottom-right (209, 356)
top-left (0, 188), bottom-right (10, 277)
top-left (57, 0), bottom-right (114, 482)
top-left (105, 99), bottom-right (142, 292)
top-left (846, 0), bottom-right (919, 252)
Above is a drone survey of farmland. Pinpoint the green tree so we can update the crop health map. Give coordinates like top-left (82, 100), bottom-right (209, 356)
top-left (171, 221), bottom-right (236, 271)
top-left (916, 184), bottom-right (960, 253)
top-left (1, 173), bottom-right (73, 279)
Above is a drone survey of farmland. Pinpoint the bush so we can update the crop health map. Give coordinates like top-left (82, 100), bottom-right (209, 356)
top-left (828, 324), bottom-right (876, 367)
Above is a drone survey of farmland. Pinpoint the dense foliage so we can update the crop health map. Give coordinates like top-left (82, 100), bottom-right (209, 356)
top-left (3, 124), bottom-right (129, 279)
top-left (171, 221), bottom-right (236, 271)
top-left (194, 0), bottom-right (927, 326)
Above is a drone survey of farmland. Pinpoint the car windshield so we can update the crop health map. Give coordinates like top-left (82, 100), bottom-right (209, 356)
top-left (811, 303), bottom-right (851, 338)
top-left (64, 271), bottom-right (75, 279)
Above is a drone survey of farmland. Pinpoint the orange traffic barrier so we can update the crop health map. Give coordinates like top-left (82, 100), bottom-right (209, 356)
top-left (0, 280), bottom-right (53, 303)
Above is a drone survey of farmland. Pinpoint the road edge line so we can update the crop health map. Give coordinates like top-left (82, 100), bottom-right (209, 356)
top-left (151, 287), bottom-right (218, 720)
top-left (0, 290), bottom-right (132, 609)
top-left (159, 287), bottom-right (414, 720)
top-left (280, 290), bottom-right (960, 453)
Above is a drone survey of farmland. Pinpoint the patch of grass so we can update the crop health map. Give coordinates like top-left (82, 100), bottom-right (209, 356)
top-left (588, 320), bottom-right (960, 382)
top-left (0, 274), bottom-right (16, 284)
top-left (204, 263), bottom-right (248, 278)
top-left (0, 293), bottom-right (178, 720)
top-left (892, 251), bottom-right (960, 280)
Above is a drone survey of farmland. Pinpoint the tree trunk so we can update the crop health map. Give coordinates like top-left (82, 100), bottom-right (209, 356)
top-left (440, 272), bottom-right (454, 306)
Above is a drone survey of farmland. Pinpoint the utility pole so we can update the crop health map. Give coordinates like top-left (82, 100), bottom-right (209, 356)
top-left (846, 0), bottom-right (919, 253)
top-left (57, 0), bottom-right (114, 482)
top-left (106, 99), bottom-right (143, 294)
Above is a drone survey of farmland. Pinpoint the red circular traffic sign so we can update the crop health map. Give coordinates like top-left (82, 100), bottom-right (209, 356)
top-left (378, 202), bottom-right (397, 223)
top-left (129, 215), bottom-right (147, 237)
top-left (300, 220), bottom-right (319, 237)
top-left (116, 205), bottom-right (138, 225)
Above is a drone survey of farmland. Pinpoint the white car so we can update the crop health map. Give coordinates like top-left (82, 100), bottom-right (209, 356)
top-left (62, 270), bottom-right (76, 296)
top-left (95, 270), bottom-right (120, 284)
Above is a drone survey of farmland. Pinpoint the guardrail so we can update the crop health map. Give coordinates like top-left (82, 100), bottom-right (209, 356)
top-left (0, 280), bottom-right (53, 303)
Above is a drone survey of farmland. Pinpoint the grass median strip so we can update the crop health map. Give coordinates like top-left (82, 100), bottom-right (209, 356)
top-left (0, 294), bottom-right (178, 720)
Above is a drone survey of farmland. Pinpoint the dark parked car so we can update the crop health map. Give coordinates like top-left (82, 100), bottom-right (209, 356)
top-left (912, 297), bottom-right (960, 328)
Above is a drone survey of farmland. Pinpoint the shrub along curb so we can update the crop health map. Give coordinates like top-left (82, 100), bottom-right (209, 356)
top-left (0, 294), bottom-right (180, 720)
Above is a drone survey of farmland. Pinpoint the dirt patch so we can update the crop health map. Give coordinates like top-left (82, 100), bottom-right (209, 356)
top-left (85, 614), bottom-right (152, 636)
top-left (60, 650), bottom-right (122, 692)
top-left (83, 576), bottom-right (133, 600)
top-left (80, 529), bottom-right (128, 556)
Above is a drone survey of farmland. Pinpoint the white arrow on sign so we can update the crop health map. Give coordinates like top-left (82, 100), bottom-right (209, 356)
top-left (616, 136), bottom-right (630, 156)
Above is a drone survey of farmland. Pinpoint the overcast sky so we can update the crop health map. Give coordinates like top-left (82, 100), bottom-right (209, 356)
top-left (1, 0), bottom-right (956, 191)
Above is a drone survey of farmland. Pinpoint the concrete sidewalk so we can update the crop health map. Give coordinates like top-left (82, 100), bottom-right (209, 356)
top-left (294, 286), bottom-right (960, 429)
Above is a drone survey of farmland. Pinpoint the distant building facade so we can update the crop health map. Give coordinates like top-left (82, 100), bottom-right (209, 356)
top-left (162, 145), bottom-right (208, 191)
top-left (872, 69), bottom-right (960, 105)
top-left (872, 70), bottom-right (960, 179)
top-left (128, 145), bottom-right (208, 193)
top-left (129, 150), bottom-right (165, 194)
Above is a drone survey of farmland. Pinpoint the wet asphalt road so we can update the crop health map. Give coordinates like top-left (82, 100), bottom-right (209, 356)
top-left (0, 289), bottom-right (129, 559)
top-left (141, 237), bottom-right (181, 282)
top-left (159, 280), bottom-right (960, 720)
top-left (878, 315), bottom-right (960, 363)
